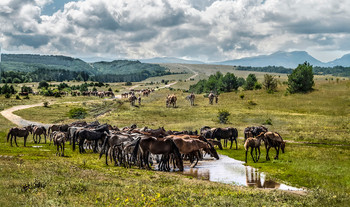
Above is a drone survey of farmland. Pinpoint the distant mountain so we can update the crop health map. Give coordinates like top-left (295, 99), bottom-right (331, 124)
top-left (140, 57), bottom-right (205, 64)
top-left (327, 53), bottom-right (350, 67)
top-left (215, 51), bottom-right (327, 68)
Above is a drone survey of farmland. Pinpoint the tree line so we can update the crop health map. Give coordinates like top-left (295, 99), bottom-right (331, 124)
top-left (0, 68), bottom-right (174, 83)
top-left (235, 65), bottom-right (350, 77)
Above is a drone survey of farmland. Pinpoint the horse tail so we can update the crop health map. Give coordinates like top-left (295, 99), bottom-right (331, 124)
top-left (132, 137), bottom-right (141, 161)
top-left (99, 135), bottom-right (109, 159)
top-left (7, 128), bottom-right (12, 142)
top-left (48, 126), bottom-right (52, 136)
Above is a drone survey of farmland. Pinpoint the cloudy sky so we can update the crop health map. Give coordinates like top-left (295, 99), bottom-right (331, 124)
top-left (1, 0), bottom-right (350, 62)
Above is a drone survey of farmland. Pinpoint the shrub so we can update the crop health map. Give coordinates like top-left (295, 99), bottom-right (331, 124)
top-left (24, 95), bottom-right (30, 99)
top-left (43, 102), bottom-right (49, 107)
top-left (16, 95), bottom-right (21, 100)
top-left (114, 89), bottom-right (119, 92)
top-left (287, 62), bottom-right (314, 93)
top-left (263, 118), bottom-right (273, 125)
top-left (125, 82), bottom-right (132, 86)
top-left (239, 93), bottom-right (245, 99)
top-left (254, 82), bottom-right (262, 90)
top-left (217, 109), bottom-right (230, 124)
top-left (5, 93), bottom-right (11, 98)
top-left (263, 74), bottom-right (278, 92)
top-left (244, 74), bottom-right (257, 90)
top-left (248, 100), bottom-right (257, 105)
top-left (68, 107), bottom-right (87, 119)
top-left (38, 81), bottom-right (49, 89)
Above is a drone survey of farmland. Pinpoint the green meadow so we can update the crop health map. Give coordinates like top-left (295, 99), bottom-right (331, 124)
top-left (1, 64), bottom-right (350, 206)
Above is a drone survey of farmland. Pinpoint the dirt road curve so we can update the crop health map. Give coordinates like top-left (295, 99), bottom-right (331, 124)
top-left (1, 103), bottom-right (50, 127)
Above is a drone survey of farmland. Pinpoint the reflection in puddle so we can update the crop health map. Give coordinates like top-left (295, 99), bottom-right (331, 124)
top-left (181, 155), bottom-right (303, 191)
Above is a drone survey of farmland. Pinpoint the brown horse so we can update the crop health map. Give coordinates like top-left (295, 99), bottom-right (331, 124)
top-left (244, 135), bottom-right (263, 163)
top-left (166, 94), bottom-right (177, 108)
top-left (7, 127), bottom-right (30, 147)
top-left (32, 126), bottom-right (47, 144)
top-left (52, 132), bottom-right (67, 156)
top-left (261, 132), bottom-right (286, 160)
top-left (132, 137), bottom-right (183, 171)
top-left (187, 93), bottom-right (195, 106)
top-left (172, 137), bottom-right (219, 167)
top-left (208, 93), bottom-right (215, 104)
top-left (129, 94), bottom-right (137, 106)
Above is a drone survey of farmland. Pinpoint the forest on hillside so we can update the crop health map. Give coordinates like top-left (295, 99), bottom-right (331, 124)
top-left (0, 54), bottom-right (173, 83)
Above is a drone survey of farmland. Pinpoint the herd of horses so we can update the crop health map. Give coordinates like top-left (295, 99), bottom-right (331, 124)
top-left (6, 121), bottom-right (286, 171)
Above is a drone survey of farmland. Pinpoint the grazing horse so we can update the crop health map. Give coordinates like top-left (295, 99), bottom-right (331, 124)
top-left (74, 130), bottom-right (108, 153)
top-left (143, 127), bottom-right (167, 138)
top-left (208, 93), bottom-right (215, 104)
top-left (261, 132), bottom-right (286, 160)
top-left (32, 126), bottom-right (47, 144)
top-left (200, 126), bottom-right (215, 138)
top-left (187, 93), bottom-right (195, 106)
top-left (53, 132), bottom-right (67, 156)
top-left (7, 127), bottom-right (30, 147)
top-left (244, 135), bottom-right (263, 163)
top-left (166, 94), bottom-right (177, 108)
top-left (129, 94), bottom-right (137, 106)
top-left (133, 137), bottom-right (183, 171)
top-left (211, 127), bottom-right (238, 149)
top-left (48, 124), bottom-right (61, 136)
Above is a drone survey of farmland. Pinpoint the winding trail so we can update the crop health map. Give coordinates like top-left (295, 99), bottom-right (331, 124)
top-left (157, 64), bottom-right (199, 90)
top-left (1, 103), bottom-right (51, 127)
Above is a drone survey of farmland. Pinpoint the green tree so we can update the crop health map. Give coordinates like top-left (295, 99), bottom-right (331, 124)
top-left (244, 74), bottom-right (257, 90)
top-left (38, 81), bottom-right (49, 89)
top-left (287, 62), bottom-right (314, 93)
top-left (263, 74), bottom-right (278, 92)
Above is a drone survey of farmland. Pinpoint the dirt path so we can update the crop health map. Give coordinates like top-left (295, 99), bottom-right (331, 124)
top-left (157, 64), bottom-right (199, 90)
top-left (0, 103), bottom-right (51, 127)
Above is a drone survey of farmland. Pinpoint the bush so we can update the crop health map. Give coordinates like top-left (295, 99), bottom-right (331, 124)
top-left (43, 102), bottom-right (49, 107)
top-left (263, 74), bottom-right (278, 92)
top-left (24, 95), bottom-right (30, 99)
top-left (38, 81), bottom-right (49, 89)
top-left (263, 118), bottom-right (273, 125)
top-left (244, 74), bottom-right (258, 90)
top-left (125, 82), bottom-right (132, 86)
top-left (248, 100), bottom-right (257, 105)
top-left (5, 93), bottom-right (11, 98)
top-left (254, 82), bottom-right (262, 90)
top-left (217, 109), bottom-right (230, 124)
top-left (16, 95), bottom-right (21, 100)
top-left (68, 108), bottom-right (87, 119)
top-left (287, 62), bottom-right (314, 93)
top-left (239, 93), bottom-right (245, 99)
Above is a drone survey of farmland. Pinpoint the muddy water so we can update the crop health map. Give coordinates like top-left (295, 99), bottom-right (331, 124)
top-left (182, 155), bottom-right (303, 191)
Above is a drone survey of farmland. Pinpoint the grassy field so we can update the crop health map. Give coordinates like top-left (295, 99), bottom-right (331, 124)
top-left (1, 65), bottom-right (350, 206)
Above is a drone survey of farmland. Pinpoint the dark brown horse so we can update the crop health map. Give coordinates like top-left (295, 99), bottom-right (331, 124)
top-left (52, 132), bottom-right (67, 156)
top-left (244, 135), bottom-right (263, 163)
top-left (211, 127), bottom-right (238, 149)
top-left (260, 132), bottom-right (286, 160)
top-left (7, 127), bottom-right (30, 147)
top-left (32, 126), bottom-right (47, 144)
top-left (133, 137), bottom-right (183, 171)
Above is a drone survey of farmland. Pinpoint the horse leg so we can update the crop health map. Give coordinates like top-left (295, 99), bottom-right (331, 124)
top-left (250, 147), bottom-right (255, 162)
top-left (245, 149), bottom-right (248, 163)
top-left (191, 154), bottom-right (199, 168)
top-left (266, 146), bottom-right (271, 161)
top-left (24, 136), bottom-right (27, 147)
top-left (257, 146), bottom-right (261, 161)
top-left (10, 135), bottom-right (13, 147)
top-left (230, 138), bottom-right (233, 149)
top-left (56, 144), bottom-right (59, 156)
top-left (33, 133), bottom-right (36, 143)
top-left (235, 138), bottom-right (238, 150)
top-left (62, 142), bottom-right (65, 157)
top-left (275, 146), bottom-right (280, 160)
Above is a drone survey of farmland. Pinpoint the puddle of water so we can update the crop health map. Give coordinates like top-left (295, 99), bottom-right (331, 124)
top-left (180, 155), bottom-right (304, 191)
top-left (32, 146), bottom-right (43, 148)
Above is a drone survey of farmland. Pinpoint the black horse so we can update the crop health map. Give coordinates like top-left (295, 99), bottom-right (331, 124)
top-left (244, 126), bottom-right (268, 141)
top-left (211, 127), bottom-right (238, 149)
top-left (73, 124), bottom-right (109, 153)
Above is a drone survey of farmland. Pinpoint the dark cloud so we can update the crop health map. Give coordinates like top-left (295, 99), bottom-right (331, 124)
top-left (9, 34), bottom-right (50, 48)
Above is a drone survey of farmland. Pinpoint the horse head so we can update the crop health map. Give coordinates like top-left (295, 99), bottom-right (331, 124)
top-left (281, 141), bottom-right (286, 153)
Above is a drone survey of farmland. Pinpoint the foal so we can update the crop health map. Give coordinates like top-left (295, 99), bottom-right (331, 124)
top-left (244, 135), bottom-right (263, 163)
